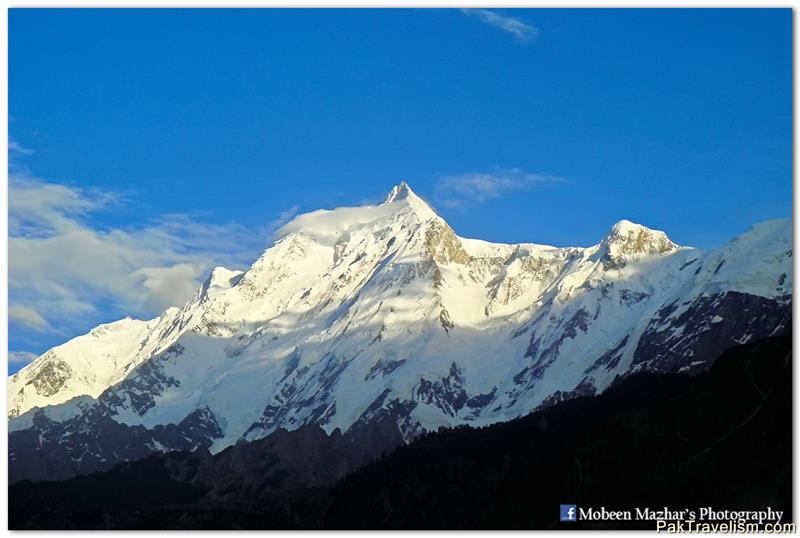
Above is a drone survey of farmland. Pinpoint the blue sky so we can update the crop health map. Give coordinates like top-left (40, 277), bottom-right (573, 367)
top-left (8, 8), bottom-right (792, 373)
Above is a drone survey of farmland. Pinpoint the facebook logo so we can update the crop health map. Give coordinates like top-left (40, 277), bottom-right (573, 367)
top-left (560, 504), bottom-right (577, 522)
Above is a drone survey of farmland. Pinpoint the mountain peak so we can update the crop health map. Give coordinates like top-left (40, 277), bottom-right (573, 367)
top-left (382, 181), bottom-right (438, 222)
top-left (605, 219), bottom-right (673, 242)
top-left (383, 181), bottom-right (414, 203)
top-left (199, 266), bottom-right (244, 303)
top-left (599, 219), bottom-right (678, 269)
top-left (609, 219), bottom-right (642, 234)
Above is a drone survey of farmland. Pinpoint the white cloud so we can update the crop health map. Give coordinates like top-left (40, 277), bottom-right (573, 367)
top-left (266, 205), bottom-right (300, 235)
top-left (275, 203), bottom-right (400, 246)
top-left (9, 176), bottom-right (118, 237)
top-left (8, 139), bottom-right (33, 156)
top-left (461, 9), bottom-right (539, 43)
top-left (435, 168), bottom-right (561, 207)
top-left (132, 263), bottom-right (207, 312)
top-left (8, 172), bottom-right (291, 336)
top-left (8, 351), bottom-right (40, 365)
top-left (9, 305), bottom-right (54, 332)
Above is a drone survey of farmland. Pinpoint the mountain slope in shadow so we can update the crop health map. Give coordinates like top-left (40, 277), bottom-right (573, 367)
top-left (325, 332), bottom-right (792, 530)
top-left (10, 332), bottom-right (791, 530)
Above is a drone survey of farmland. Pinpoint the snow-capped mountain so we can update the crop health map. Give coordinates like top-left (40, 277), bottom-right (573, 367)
top-left (8, 182), bottom-right (792, 482)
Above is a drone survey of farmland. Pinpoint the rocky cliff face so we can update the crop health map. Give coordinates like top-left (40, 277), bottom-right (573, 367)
top-left (8, 182), bottom-right (792, 482)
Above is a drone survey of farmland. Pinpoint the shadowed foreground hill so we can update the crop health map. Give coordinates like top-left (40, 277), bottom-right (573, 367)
top-left (325, 332), bottom-right (792, 530)
top-left (10, 332), bottom-right (791, 530)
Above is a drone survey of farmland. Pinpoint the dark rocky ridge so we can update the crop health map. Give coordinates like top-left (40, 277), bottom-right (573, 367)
top-left (632, 291), bottom-right (791, 373)
top-left (9, 407), bottom-right (222, 484)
